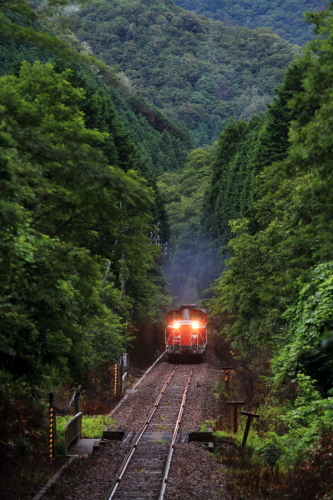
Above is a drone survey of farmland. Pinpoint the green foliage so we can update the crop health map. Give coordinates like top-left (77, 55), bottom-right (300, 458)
top-left (207, 57), bottom-right (316, 348)
top-left (273, 264), bottom-right (333, 391)
top-left (203, 117), bottom-right (262, 243)
top-left (172, 0), bottom-right (326, 46)
top-left (158, 144), bottom-right (216, 241)
top-left (203, 61), bottom-right (305, 244)
top-left (208, 6), bottom-right (333, 444)
top-left (255, 433), bottom-right (284, 467)
top-left (70, 0), bottom-right (297, 146)
top-left (56, 414), bottom-right (115, 453)
top-left (0, 60), bottom-right (168, 385)
top-left (214, 428), bottom-right (262, 450)
top-left (0, 0), bottom-right (104, 67)
top-left (275, 392), bottom-right (333, 463)
top-left (0, 3), bottom-right (190, 178)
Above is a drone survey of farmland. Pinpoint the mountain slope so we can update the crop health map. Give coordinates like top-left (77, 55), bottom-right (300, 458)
top-left (172, 0), bottom-right (327, 46)
top-left (0, 9), bottom-right (191, 176)
top-left (70, 0), bottom-right (298, 146)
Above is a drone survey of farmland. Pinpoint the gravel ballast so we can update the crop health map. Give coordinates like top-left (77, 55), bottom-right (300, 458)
top-left (45, 348), bottom-right (229, 500)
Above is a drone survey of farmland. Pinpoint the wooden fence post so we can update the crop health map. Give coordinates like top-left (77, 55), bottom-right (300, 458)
top-left (241, 411), bottom-right (260, 449)
top-left (227, 401), bottom-right (245, 434)
top-left (113, 363), bottom-right (118, 397)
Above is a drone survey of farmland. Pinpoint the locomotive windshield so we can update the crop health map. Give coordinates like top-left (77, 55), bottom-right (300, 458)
top-left (190, 311), bottom-right (205, 321)
top-left (167, 310), bottom-right (182, 322)
top-left (167, 308), bottom-right (206, 322)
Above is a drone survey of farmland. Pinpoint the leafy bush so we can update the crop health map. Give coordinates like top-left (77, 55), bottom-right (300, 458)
top-left (255, 433), bottom-right (284, 467)
top-left (274, 263), bottom-right (333, 392)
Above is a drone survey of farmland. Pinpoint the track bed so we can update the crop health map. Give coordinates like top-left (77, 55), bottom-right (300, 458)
top-left (45, 348), bottom-right (229, 500)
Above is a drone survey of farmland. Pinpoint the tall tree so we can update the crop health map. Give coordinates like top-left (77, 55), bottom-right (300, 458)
top-left (209, 2), bottom-right (333, 380)
top-left (0, 61), bottom-right (158, 383)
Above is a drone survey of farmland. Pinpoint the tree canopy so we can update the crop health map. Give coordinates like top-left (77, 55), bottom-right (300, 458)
top-left (70, 0), bottom-right (297, 146)
top-left (0, 60), bottom-right (169, 385)
top-left (172, 0), bottom-right (327, 46)
top-left (208, 2), bottom-right (333, 394)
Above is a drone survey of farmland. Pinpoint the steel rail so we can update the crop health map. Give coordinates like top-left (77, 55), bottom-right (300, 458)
top-left (157, 365), bottom-right (194, 500)
top-left (104, 365), bottom-right (178, 500)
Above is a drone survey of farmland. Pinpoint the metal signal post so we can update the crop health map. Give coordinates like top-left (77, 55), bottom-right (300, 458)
top-left (49, 393), bottom-right (56, 459)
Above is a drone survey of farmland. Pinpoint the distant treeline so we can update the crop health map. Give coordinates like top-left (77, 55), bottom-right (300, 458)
top-left (173, 0), bottom-right (327, 46)
top-left (70, 0), bottom-right (297, 146)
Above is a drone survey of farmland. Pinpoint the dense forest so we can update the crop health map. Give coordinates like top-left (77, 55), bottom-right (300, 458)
top-left (70, 0), bottom-right (297, 145)
top-left (1, 0), bottom-right (333, 498)
top-left (202, 1), bottom-right (333, 482)
top-left (158, 142), bottom-right (218, 301)
top-left (172, 0), bottom-right (328, 45)
top-left (0, 0), bottom-right (177, 387)
top-left (155, 1), bottom-right (333, 487)
top-left (1, 9), bottom-right (191, 176)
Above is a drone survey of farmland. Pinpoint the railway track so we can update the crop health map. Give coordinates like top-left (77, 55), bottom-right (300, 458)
top-left (104, 364), bottom-right (194, 500)
top-left (42, 352), bottom-right (226, 500)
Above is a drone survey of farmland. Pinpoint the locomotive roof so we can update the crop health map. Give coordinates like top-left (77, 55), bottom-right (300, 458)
top-left (167, 304), bottom-right (206, 313)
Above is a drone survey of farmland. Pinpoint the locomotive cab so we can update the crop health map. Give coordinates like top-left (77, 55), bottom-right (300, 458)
top-left (165, 304), bottom-right (207, 361)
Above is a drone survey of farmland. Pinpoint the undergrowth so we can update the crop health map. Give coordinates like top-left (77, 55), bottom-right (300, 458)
top-left (218, 430), bottom-right (333, 500)
top-left (56, 415), bottom-right (115, 454)
top-left (212, 348), bottom-right (333, 499)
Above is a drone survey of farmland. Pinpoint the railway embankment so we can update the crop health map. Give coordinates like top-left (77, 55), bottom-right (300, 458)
top-left (44, 348), bottom-right (229, 500)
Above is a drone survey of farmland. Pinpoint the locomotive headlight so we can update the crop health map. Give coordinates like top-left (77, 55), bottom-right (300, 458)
top-left (192, 321), bottom-right (199, 330)
top-left (173, 322), bottom-right (180, 329)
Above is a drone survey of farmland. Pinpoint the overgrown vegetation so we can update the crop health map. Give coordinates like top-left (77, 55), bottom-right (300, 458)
top-left (208, 1), bottom-right (333, 375)
top-left (0, 5), bottom-right (191, 176)
top-left (55, 415), bottom-right (115, 453)
top-left (0, 1), bottom-right (174, 493)
top-left (213, 368), bottom-right (333, 499)
top-left (204, 4), bottom-right (333, 497)
top-left (0, 0), bottom-right (170, 462)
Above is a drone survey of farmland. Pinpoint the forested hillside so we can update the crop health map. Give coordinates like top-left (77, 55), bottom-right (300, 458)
top-left (203, 61), bottom-right (304, 244)
top-left (172, 0), bottom-right (327, 45)
top-left (70, 0), bottom-right (297, 145)
top-left (157, 143), bottom-right (217, 301)
top-left (2, 0), bottom-right (333, 497)
top-left (0, 0), bottom-right (175, 387)
top-left (1, 8), bottom-right (191, 176)
top-left (199, 4), bottom-right (333, 490)
top-left (161, 58), bottom-right (306, 301)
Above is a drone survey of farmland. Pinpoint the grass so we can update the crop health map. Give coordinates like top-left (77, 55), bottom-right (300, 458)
top-left (214, 428), bottom-right (262, 450)
top-left (155, 424), bottom-right (170, 431)
top-left (221, 433), bottom-right (333, 500)
top-left (55, 414), bottom-right (116, 454)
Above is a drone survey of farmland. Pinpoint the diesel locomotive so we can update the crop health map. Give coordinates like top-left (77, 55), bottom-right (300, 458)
top-left (165, 304), bottom-right (207, 361)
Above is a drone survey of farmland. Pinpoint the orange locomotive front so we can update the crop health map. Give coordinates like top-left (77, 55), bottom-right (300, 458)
top-left (165, 304), bottom-right (207, 360)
